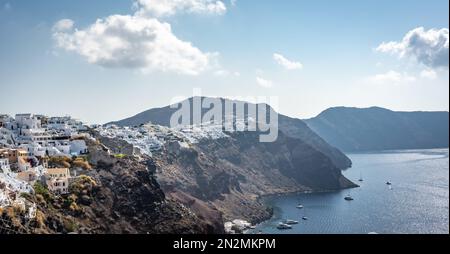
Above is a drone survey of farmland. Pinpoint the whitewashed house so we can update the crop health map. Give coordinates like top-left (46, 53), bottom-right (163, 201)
top-left (0, 172), bottom-right (32, 193)
top-left (0, 115), bottom-right (13, 128)
top-left (47, 116), bottom-right (86, 134)
top-left (45, 168), bottom-right (71, 194)
top-left (0, 158), bottom-right (11, 174)
top-left (18, 157), bottom-right (32, 172)
top-left (70, 139), bottom-right (88, 155)
top-left (15, 113), bottom-right (41, 130)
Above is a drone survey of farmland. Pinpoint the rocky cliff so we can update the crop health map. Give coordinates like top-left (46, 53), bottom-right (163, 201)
top-left (0, 137), bottom-right (223, 234)
top-left (152, 130), bottom-right (356, 223)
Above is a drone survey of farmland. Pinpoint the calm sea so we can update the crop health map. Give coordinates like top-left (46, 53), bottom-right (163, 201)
top-left (251, 149), bottom-right (449, 234)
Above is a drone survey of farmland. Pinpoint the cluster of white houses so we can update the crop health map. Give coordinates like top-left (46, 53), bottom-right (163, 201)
top-left (0, 114), bottom-right (89, 208)
top-left (96, 121), bottom-right (233, 157)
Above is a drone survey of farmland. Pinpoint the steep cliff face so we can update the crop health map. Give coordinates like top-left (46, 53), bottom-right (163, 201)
top-left (153, 131), bottom-right (356, 223)
top-left (278, 115), bottom-right (352, 169)
top-left (0, 138), bottom-right (224, 234)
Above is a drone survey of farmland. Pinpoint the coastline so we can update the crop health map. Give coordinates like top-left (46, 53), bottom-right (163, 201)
top-left (250, 186), bottom-right (358, 229)
top-left (247, 149), bottom-right (449, 234)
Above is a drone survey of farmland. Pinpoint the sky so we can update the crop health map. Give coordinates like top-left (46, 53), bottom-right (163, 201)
top-left (0, 0), bottom-right (449, 124)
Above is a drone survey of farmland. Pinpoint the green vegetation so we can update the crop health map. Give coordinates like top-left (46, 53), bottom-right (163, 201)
top-left (20, 192), bottom-right (32, 200)
top-left (33, 182), bottom-right (53, 203)
top-left (114, 153), bottom-right (127, 159)
top-left (63, 218), bottom-right (78, 232)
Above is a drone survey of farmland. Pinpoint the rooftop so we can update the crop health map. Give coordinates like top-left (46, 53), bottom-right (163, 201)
top-left (46, 168), bottom-right (70, 176)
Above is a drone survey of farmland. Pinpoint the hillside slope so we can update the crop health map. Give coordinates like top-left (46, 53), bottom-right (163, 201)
top-left (153, 130), bottom-right (356, 223)
top-left (108, 97), bottom-right (352, 169)
top-left (305, 107), bottom-right (449, 152)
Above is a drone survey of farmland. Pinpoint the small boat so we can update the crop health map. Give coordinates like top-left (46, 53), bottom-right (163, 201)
top-left (358, 172), bottom-right (364, 182)
top-left (302, 216), bottom-right (308, 221)
top-left (386, 181), bottom-right (392, 185)
top-left (344, 195), bottom-right (354, 201)
top-left (277, 223), bottom-right (293, 230)
top-left (283, 219), bottom-right (299, 225)
top-left (296, 204), bottom-right (304, 209)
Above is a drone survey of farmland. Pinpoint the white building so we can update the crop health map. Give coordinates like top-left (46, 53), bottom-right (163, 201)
top-left (15, 113), bottom-right (41, 130)
top-left (47, 116), bottom-right (70, 129)
top-left (45, 168), bottom-right (71, 195)
top-left (70, 140), bottom-right (88, 155)
top-left (18, 156), bottom-right (32, 172)
top-left (0, 172), bottom-right (32, 194)
top-left (0, 158), bottom-right (11, 174)
top-left (0, 115), bottom-right (13, 128)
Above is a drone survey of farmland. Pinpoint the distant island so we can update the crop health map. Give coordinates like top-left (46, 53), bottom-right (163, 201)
top-left (305, 107), bottom-right (449, 152)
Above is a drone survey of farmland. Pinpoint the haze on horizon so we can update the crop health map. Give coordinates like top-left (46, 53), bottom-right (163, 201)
top-left (0, 0), bottom-right (449, 124)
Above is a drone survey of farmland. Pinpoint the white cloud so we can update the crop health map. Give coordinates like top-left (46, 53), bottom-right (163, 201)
top-left (52, 19), bottom-right (74, 32)
top-left (273, 53), bottom-right (303, 70)
top-left (367, 70), bottom-right (416, 84)
top-left (230, 0), bottom-right (237, 7)
top-left (52, 0), bottom-right (227, 75)
top-left (53, 15), bottom-right (217, 75)
top-left (135, 0), bottom-right (227, 17)
top-left (376, 27), bottom-right (449, 69)
top-left (256, 77), bottom-right (273, 88)
top-left (420, 69), bottom-right (438, 80)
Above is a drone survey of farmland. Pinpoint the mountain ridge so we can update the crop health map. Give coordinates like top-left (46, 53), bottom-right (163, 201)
top-left (305, 106), bottom-right (449, 152)
top-left (107, 97), bottom-right (352, 170)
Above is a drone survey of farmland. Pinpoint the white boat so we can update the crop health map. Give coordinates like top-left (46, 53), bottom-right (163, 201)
top-left (277, 223), bottom-right (293, 230)
top-left (296, 204), bottom-right (304, 209)
top-left (386, 181), bottom-right (392, 185)
top-left (283, 219), bottom-right (299, 225)
top-left (302, 216), bottom-right (308, 220)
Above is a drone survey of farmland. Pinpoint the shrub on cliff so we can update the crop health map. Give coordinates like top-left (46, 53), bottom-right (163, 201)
top-left (49, 157), bottom-right (72, 168)
top-left (33, 182), bottom-right (53, 203)
top-left (72, 157), bottom-right (92, 170)
top-left (69, 175), bottom-right (97, 197)
top-left (63, 217), bottom-right (78, 233)
top-left (34, 210), bottom-right (45, 228)
top-left (1, 205), bottom-right (26, 229)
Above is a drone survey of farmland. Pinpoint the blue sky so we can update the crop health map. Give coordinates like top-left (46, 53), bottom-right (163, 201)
top-left (0, 0), bottom-right (448, 124)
